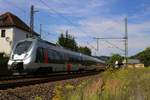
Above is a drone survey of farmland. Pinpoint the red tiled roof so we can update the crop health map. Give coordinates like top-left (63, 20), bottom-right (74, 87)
top-left (0, 12), bottom-right (39, 36)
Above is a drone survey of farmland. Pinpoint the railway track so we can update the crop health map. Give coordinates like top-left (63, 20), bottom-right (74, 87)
top-left (0, 72), bottom-right (70, 81)
top-left (0, 71), bottom-right (100, 90)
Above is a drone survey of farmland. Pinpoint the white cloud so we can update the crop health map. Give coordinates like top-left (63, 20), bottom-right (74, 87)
top-left (51, 16), bottom-right (150, 56)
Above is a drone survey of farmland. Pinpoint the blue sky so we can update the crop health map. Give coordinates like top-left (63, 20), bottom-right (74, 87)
top-left (0, 0), bottom-right (150, 56)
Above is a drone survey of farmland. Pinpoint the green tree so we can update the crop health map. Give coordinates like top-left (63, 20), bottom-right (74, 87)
top-left (131, 47), bottom-right (150, 67)
top-left (57, 31), bottom-right (92, 55)
top-left (78, 46), bottom-right (91, 56)
top-left (107, 54), bottom-right (123, 67)
top-left (57, 30), bottom-right (78, 51)
top-left (58, 33), bottom-right (65, 46)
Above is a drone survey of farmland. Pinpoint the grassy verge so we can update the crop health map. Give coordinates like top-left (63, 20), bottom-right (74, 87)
top-left (51, 68), bottom-right (150, 100)
top-left (100, 68), bottom-right (150, 100)
top-left (51, 74), bottom-right (103, 100)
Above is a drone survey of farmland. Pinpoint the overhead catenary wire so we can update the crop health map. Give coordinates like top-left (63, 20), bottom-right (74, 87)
top-left (38, 0), bottom-right (99, 51)
top-left (104, 40), bottom-right (124, 52)
top-left (39, 0), bottom-right (90, 36)
top-left (5, 0), bottom-right (27, 13)
top-left (39, 0), bottom-right (77, 26)
top-left (87, 42), bottom-right (97, 51)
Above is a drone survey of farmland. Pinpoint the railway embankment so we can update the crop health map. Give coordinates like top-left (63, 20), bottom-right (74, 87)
top-left (51, 68), bottom-right (150, 100)
top-left (0, 72), bottom-right (102, 100)
top-left (98, 67), bottom-right (150, 100)
top-left (0, 68), bottom-right (150, 100)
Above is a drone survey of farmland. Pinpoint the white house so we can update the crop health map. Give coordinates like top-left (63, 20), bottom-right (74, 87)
top-left (0, 12), bottom-right (39, 56)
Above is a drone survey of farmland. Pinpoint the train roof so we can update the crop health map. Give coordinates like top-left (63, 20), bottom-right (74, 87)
top-left (39, 38), bottom-right (105, 64)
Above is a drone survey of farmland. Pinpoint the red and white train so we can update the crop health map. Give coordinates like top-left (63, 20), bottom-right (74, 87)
top-left (8, 38), bottom-right (106, 75)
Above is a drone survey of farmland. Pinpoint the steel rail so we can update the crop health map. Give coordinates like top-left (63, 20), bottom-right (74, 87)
top-left (0, 71), bottom-right (101, 90)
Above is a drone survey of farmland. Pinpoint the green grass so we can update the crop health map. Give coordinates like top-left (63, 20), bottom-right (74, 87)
top-left (100, 67), bottom-right (150, 100)
top-left (51, 68), bottom-right (150, 100)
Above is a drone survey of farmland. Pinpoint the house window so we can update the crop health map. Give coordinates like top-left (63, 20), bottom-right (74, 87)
top-left (0, 17), bottom-right (3, 25)
top-left (0, 20), bottom-right (3, 25)
top-left (1, 30), bottom-right (5, 37)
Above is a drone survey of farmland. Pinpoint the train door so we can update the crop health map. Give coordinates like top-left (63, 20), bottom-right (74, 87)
top-left (35, 47), bottom-right (44, 63)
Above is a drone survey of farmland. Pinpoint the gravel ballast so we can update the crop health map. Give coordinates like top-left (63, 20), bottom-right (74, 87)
top-left (0, 74), bottom-right (100, 100)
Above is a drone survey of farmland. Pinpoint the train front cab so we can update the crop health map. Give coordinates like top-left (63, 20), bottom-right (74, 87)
top-left (8, 40), bottom-right (35, 75)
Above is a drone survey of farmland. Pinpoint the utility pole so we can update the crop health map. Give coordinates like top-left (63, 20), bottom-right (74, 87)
top-left (30, 5), bottom-right (34, 37)
top-left (29, 5), bottom-right (38, 38)
top-left (125, 17), bottom-right (128, 67)
top-left (97, 38), bottom-right (99, 51)
top-left (40, 24), bottom-right (42, 38)
top-left (93, 38), bottom-right (99, 51)
top-left (93, 37), bottom-right (99, 56)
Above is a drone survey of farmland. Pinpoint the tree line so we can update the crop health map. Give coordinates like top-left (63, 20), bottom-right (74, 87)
top-left (131, 47), bottom-right (150, 67)
top-left (57, 30), bottom-right (91, 56)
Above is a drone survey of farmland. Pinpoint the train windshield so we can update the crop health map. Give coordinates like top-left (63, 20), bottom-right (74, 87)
top-left (14, 41), bottom-right (32, 55)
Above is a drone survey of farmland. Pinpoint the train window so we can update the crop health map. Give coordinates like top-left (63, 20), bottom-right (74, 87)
top-left (54, 51), bottom-right (60, 60)
top-left (68, 54), bottom-right (73, 62)
top-left (47, 49), bottom-right (54, 62)
top-left (36, 47), bottom-right (44, 63)
top-left (76, 56), bottom-right (82, 62)
top-left (64, 53), bottom-right (69, 61)
top-left (14, 41), bottom-right (32, 55)
top-left (73, 55), bottom-right (78, 63)
top-left (54, 51), bottom-right (64, 60)
top-left (68, 54), bottom-right (78, 63)
top-left (47, 49), bottom-right (64, 63)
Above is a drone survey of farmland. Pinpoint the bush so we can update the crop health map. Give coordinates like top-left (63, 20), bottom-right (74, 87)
top-left (0, 53), bottom-right (9, 66)
top-left (0, 53), bottom-right (4, 59)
